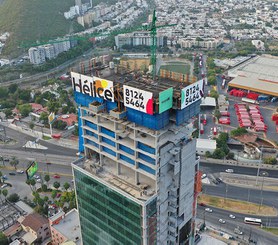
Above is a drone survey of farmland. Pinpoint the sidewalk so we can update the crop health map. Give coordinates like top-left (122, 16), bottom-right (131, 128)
top-left (220, 173), bottom-right (278, 192)
top-left (201, 157), bottom-right (278, 170)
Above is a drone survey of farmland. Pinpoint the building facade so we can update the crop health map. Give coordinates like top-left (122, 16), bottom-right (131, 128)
top-left (72, 72), bottom-right (202, 245)
top-left (115, 31), bottom-right (167, 49)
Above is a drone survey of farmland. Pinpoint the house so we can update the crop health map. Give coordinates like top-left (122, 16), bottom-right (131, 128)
top-left (57, 114), bottom-right (77, 127)
top-left (19, 213), bottom-right (50, 244)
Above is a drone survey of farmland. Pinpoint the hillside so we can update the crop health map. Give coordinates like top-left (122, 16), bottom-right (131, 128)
top-left (0, 0), bottom-right (83, 57)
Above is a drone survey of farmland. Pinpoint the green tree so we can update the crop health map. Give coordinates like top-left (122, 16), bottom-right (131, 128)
top-left (29, 122), bottom-right (35, 130)
top-left (212, 148), bottom-right (226, 159)
top-left (41, 184), bottom-right (48, 192)
top-left (2, 189), bottom-right (8, 199)
top-left (63, 182), bottom-right (70, 191)
top-left (205, 151), bottom-right (211, 158)
top-left (30, 178), bottom-right (36, 191)
top-left (230, 127), bottom-right (248, 137)
top-left (0, 232), bottom-right (8, 245)
top-left (7, 193), bottom-right (20, 203)
top-left (208, 75), bottom-right (215, 86)
top-left (10, 156), bottom-right (19, 170)
top-left (263, 157), bottom-right (277, 165)
top-left (8, 84), bottom-right (18, 94)
top-left (18, 104), bottom-right (32, 117)
top-left (40, 112), bottom-right (49, 125)
top-left (51, 190), bottom-right (57, 199)
top-left (4, 109), bottom-right (12, 118)
top-left (44, 175), bottom-right (50, 186)
top-left (210, 89), bottom-right (219, 99)
top-left (53, 181), bottom-right (60, 190)
top-left (214, 109), bottom-right (221, 119)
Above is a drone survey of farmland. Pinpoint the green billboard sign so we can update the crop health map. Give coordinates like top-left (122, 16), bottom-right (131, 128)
top-left (159, 87), bottom-right (173, 113)
top-left (26, 161), bottom-right (38, 179)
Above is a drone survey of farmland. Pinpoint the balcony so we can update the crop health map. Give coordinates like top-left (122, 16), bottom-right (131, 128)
top-left (89, 101), bottom-right (105, 113)
top-left (109, 108), bottom-right (127, 120)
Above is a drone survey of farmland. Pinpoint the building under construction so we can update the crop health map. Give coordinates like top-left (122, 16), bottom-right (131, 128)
top-left (71, 51), bottom-right (202, 245)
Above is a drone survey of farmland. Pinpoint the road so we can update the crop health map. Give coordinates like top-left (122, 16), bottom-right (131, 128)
top-left (0, 47), bottom-right (111, 88)
top-left (197, 207), bottom-right (278, 245)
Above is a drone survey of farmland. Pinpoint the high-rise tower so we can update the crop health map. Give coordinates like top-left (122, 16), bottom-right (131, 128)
top-left (71, 70), bottom-right (202, 245)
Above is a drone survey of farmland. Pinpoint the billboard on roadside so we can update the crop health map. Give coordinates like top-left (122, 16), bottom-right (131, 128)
top-left (26, 161), bottom-right (38, 179)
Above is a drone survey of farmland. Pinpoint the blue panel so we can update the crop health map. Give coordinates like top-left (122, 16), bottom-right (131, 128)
top-left (119, 154), bottom-right (135, 165)
top-left (85, 130), bottom-right (98, 139)
top-left (85, 120), bottom-right (97, 130)
top-left (107, 101), bottom-right (117, 112)
top-left (100, 127), bottom-right (115, 138)
top-left (102, 146), bottom-right (116, 157)
top-left (74, 91), bottom-right (94, 107)
top-left (137, 142), bottom-right (155, 155)
top-left (102, 136), bottom-right (116, 147)
top-left (138, 163), bottom-right (155, 175)
top-left (176, 100), bottom-right (201, 126)
top-left (138, 152), bottom-right (155, 165)
top-left (78, 107), bottom-right (84, 153)
top-left (126, 108), bottom-right (169, 130)
top-left (119, 144), bottom-right (134, 155)
top-left (87, 139), bottom-right (99, 148)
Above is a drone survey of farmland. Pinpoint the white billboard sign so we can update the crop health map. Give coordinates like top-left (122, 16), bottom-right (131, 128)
top-left (71, 72), bottom-right (114, 102)
top-left (181, 80), bottom-right (204, 109)
top-left (123, 85), bottom-right (153, 115)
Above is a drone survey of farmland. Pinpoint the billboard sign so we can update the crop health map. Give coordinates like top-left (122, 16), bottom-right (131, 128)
top-left (71, 72), bottom-right (114, 102)
top-left (159, 88), bottom-right (173, 114)
top-left (123, 85), bottom-right (153, 115)
top-left (26, 161), bottom-right (38, 179)
top-left (48, 112), bottom-right (56, 124)
top-left (181, 80), bottom-right (204, 109)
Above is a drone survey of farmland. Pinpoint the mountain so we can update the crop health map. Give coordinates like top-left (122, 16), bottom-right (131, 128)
top-left (0, 0), bottom-right (83, 57)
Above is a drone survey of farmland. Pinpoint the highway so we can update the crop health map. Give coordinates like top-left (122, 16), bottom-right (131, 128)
top-left (196, 207), bottom-right (278, 245)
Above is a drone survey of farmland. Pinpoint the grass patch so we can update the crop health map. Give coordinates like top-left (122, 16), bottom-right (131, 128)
top-left (199, 194), bottom-right (277, 216)
top-left (42, 135), bottom-right (52, 140)
top-left (261, 227), bottom-right (278, 236)
top-left (160, 62), bottom-right (190, 74)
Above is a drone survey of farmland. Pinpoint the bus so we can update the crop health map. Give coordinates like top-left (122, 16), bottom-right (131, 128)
top-left (244, 217), bottom-right (262, 226)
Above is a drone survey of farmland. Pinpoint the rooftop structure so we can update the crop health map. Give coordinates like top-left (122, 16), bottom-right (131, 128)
top-left (72, 70), bottom-right (202, 245)
top-left (49, 209), bottom-right (81, 245)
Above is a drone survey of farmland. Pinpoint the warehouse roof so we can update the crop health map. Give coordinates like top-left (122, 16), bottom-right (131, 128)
top-left (228, 76), bottom-right (278, 97)
top-left (196, 139), bottom-right (217, 150)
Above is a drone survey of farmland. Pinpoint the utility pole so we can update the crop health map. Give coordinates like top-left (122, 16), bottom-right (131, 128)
top-left (256, 146), bottom-right (263, 186)
top-left (259, 171), bottom-right (268, 211)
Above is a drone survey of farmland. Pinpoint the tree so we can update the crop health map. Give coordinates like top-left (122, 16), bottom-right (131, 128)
top-left (2, 189), bottom-right (8, 199)
top-left (10, 156), bottom-right (19, 170)
top-left (29, 122), bottom-right (35, 130)
top-left (51, 190), bottom-right (57, 199)
top-left (8, 84), bottom-right (18, 94)
top-left (63, 182), bottom-right (70, 191)
top-left (0, 232), bottom-right (8, 245)
top-left (53, 181), bottom-right (60, 190)
top-left (18, 104), bottom-right (32, 117)
top-left (39, 112), bottom-right (49, 125)
top-left (7, 193), bottom-right (20, 203)
top-left (230, 127), bottom-right (248, 137)
top-left (214, 109), bottom-right (221, 119)
top-left (4, 109), bottom-right (12, 118)
top-left (0, 171), bottom-right (2, 183)
top-left (44, 175), bottom-right (50, 186)
top-left (212, 148), bottom-right (226, 159)
top-left (210, 89), bottom-right (219, 99)
top-left (41, 184), bottom-right (48, 192)
top-left (30, 178), bottom-right (36, 191)
top-left (263, 157), bottom-right (277, 165)
top-left (205, 151), bottom-right (211, 158)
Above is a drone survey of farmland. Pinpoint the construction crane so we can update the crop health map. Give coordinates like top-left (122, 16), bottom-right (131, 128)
top-left (143, 10), bottom-right (177, 80)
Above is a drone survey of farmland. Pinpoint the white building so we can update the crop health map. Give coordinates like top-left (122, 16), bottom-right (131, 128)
top-left (28, 47), bottom-right (46, 65)
top-left (196, 139), bottom-right (217, 155)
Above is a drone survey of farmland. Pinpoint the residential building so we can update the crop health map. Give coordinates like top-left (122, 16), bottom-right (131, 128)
top-left (49, 209), bottom-right (81, 245)
top-left (43, 44), bottom-right (56, 60)
top-left (28, 47), bottom-right (46, 65)
top-left (19, 213), bottom-right (50, 244)
top-left (115, 31), bottom-right (167, 48)
top-left (71, 71), bottom-right (202, 244)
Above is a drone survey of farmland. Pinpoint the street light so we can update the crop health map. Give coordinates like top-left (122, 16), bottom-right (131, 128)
top-left (259, 171), bottom-right (268, 211)
top-left (256, 146), bottom-right (263, 186)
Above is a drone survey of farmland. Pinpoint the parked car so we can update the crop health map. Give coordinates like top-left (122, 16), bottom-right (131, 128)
top-left (53, 174), bottom-right (60, 179)
top-left (205, 208), bottom-right (213, 213)
top-left (1, 184), bottom-right (8, 189)
top-left (34, 175), bottom-right (40, 179)
top-left (2, 175), bottom-right (7, 180)
top-left (16, 170), bottom-right (24, 174)
top-left (9, 172), bottom-right (16, 176)
top-left (219, 219), bottom-right (226, 224)
top-left (56, 193), bottom-right (61, 198)
top-left (225, 169), bottom-right (234, 173)
top-left (234, 227), bottom-right (243, 235)
top-left (216, 177), bottom-right (223, 183)
top-left (199, 203), bottom-right (206, 207)
top-left (229, 214), bottom-right (236, 219)
top-left (36, 179), bottom-right (41, 183)
top-left (201, 174), bottom-right (207, 179)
